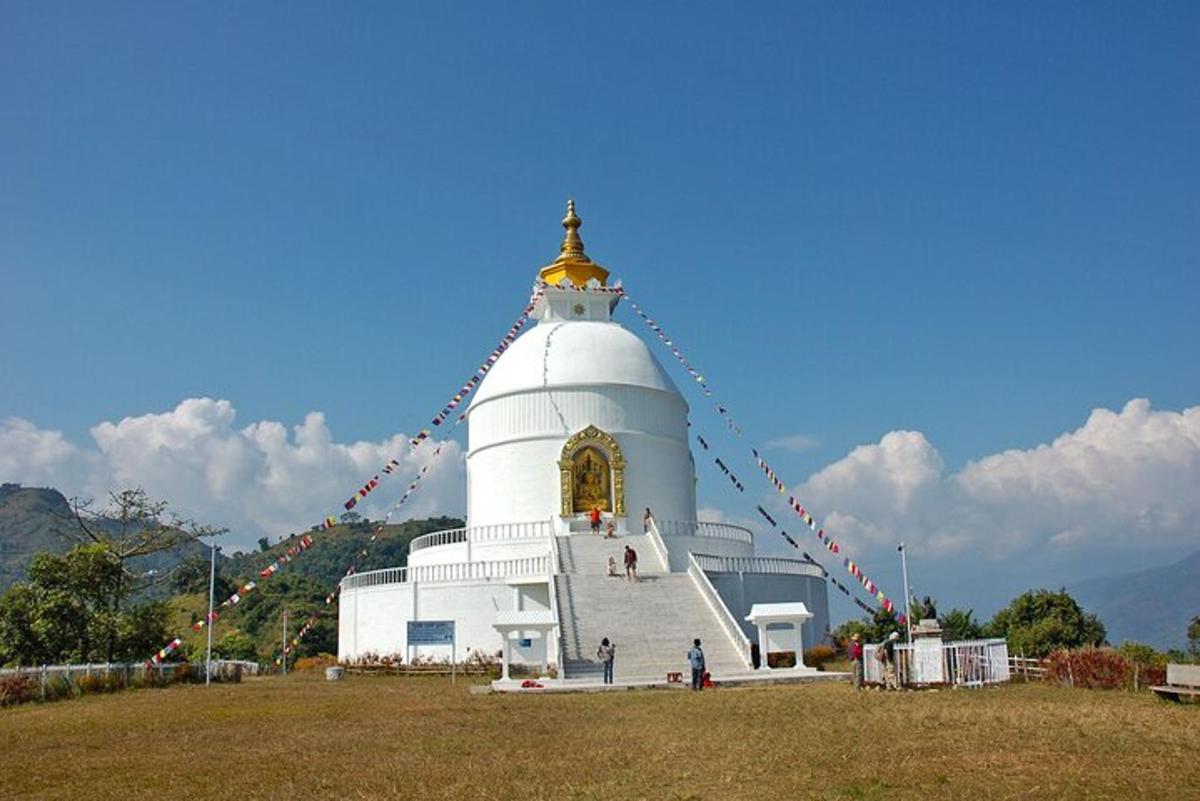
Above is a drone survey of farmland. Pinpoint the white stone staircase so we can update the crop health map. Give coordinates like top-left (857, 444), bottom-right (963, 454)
top-left (553, 532), bottom-right (748, 682)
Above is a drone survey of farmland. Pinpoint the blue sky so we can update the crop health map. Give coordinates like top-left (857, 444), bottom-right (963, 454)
top-left (2, 3), bottom-right (1198, 621)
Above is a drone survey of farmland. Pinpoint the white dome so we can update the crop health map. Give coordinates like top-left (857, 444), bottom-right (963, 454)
top-left (470, 320), bottom-right (683, 408)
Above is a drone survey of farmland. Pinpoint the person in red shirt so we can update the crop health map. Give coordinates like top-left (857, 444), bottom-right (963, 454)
top-left (848, 633), bottom-right (864, 690)
top-left (589, 506), bottom-right (602, 535)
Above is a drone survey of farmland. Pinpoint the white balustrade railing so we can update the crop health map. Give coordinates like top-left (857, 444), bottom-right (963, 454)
top-left (656, 519), bottom-right (754, 545)
top-left (546, 534), bottom-right (565, 671)
top-left (470, 520), bottom-right (553, 542)
top-left (408, 527), bottom-right (468, 552)
top-left (409, 520), bottom-right (553, 553)
top-left (691, 553), bottom-right (824, 578)
top-left (644, 517), bottom-right (671, 571)
top-left (686, 553), bottom-right (753, 670)
top-left (341, 555), bottom-right (552, 591)
top-left (863, 639), bottom-right (1010, 687)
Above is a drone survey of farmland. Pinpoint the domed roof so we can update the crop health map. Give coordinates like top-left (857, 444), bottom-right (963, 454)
top-left (470, 320), bottom-right (683, 407)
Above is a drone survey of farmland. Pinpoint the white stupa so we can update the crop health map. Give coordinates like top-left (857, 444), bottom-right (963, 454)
top-left (339, 202), bottom-right (829, 683)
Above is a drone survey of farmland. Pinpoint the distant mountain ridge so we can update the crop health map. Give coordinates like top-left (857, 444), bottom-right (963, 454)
top-left (0, 483), bottom-right (76, 590)
top-left (0, 483), bottom-right (213, 596)
top-left (1071, 550), bottom-right (1200, 651)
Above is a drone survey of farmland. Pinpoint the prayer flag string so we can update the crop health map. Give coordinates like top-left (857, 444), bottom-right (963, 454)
top-left (693, 434), bottom-right (906, 627)
top-left (619, 287), bottom-right (905, 625)
top-left (149, 286), bottom-right (544, 666)
top-left (618, 290), bottom-right (743, 436)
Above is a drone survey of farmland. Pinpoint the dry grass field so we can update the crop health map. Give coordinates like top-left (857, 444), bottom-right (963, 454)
top-left (1, 673), bottom-right (1196, 801)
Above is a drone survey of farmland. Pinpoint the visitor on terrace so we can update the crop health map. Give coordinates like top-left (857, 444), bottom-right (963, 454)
top-left (597, 638), bottom-right (615, 685)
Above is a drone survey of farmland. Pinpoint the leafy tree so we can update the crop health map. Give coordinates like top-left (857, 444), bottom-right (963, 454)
top-left (1117, 641), bottom-right (1166, 669)
top-left (114, 599), bottom-right (170, 661)
top-left (340, 511), bottom-right (362, 525)
top-left (257, 537), bottom-right (270, 553)
top-left (938, 608), bottom-right (984, 641)
top-left (0, 544), bottom-right (169, 665)
top-left (984, 588), bottom-right (1106, 658)
top-left (65, 488), bottom-right (225, 660)
top-left (213, 632), bottom-right (259, 661)
top-left (832, 607), bottom-right (902, 648)
top-left (170, 554), bottom-right (233, 599)
top-left (1188, 615), bottom-right (1200, 657)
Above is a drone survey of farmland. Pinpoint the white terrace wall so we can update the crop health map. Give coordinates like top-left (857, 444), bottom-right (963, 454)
top-left (338, 579), bottom-right (553, 666)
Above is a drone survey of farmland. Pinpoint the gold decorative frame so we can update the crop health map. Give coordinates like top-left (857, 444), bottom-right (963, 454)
top-left (558, 424), bottom-right (626, 517)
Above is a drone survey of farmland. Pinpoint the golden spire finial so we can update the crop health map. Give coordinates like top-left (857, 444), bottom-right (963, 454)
top-left (538, 198), bottom-right (609, 287)
top-left (558, 198), bottom-right (590, 263)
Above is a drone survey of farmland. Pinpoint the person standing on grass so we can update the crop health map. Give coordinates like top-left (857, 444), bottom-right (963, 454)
top-left (687, 638), bottom-right (706, 691)
top-left (879, 631), bottom-right (900, 690)
top-left (848, 633), bottom-right (864, 691)
top-left (589, 505), bottom-right (602, 535)
top-left (597, 638), bottom-right (616, 685)
top-left (624, 544), bottom-right (638, 583)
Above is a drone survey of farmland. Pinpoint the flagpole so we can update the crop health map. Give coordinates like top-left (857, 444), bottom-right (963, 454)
top-left (205, 539), bottom-right (217, 686)
top-left (899, 542), bottom-right (912, 644)
top-left (282, 608), bottom-right (288, 676)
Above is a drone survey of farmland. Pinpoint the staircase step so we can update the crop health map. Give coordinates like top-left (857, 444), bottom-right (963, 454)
top-left (552, 544), bottom-right (747, 681)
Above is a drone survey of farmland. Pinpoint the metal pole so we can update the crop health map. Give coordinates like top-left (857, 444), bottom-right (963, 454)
top-left (899, 542), bottom-right (913, 645)
top-left (281, 608), bottom-right (288, 676)
top-left (205, 539), bottom-right (217, 686)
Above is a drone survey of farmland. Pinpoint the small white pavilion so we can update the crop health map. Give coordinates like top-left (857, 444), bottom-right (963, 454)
top-left (746, 602), bottom-right (816, 672)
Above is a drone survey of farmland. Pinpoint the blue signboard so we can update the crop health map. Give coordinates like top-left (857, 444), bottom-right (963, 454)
top-left (407, 620), bottom-right (455, 646)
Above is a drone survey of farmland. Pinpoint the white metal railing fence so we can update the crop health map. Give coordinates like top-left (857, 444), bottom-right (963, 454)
top-left (0, 659), bottom-right (260, 680)
top-left (0, 659), bottom-right (259, 697)
top-left (686, 552), bottom-right (754, 670)
top-left (863, 639), bottom-right (1010, 687)
top-left (645, 517), bottom-right (671, 571)
top-left (656, 519), bottom-right (754, 545)
top-left (408, 520), bottom-right (553, 553)
top-left (690, 553), bottom-right (825, 578)
top-left (341, 554), bottom-right (552, 591)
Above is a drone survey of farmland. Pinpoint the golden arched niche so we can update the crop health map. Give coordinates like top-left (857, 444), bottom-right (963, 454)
top-left (559, 425), bottom-right (626, 517)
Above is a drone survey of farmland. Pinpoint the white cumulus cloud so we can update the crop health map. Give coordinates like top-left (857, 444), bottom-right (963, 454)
top-left (0, 417), bottom-right (98, 491)
top-left (2, 398), bottom-right (465, 550)
top-left (788, 399), bottom-right (1200, 563)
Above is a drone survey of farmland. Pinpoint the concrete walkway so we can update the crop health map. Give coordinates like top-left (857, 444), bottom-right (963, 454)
top-left (492, 668), bottom-right (850, 693)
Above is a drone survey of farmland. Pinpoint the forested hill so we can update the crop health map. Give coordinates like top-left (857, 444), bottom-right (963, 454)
top-left (0, 484), bottom-right (75, 590)
top-left (222, 515), bottom-right (464, 588)
top-left (170, 516), bottom-right (464, 661)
